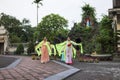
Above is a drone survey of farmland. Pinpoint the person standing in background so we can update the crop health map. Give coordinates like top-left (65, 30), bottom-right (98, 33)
top-left (35, 37), bottom-right (51, 63)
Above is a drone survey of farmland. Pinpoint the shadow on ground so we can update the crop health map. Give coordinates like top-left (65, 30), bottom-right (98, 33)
top-left (0, 56), bottom-right (17, 68)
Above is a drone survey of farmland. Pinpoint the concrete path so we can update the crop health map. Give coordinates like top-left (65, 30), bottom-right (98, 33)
top-left (0, 55), bottom-right (80, 80)
top-left (64, 60), bottom-right (120, 80)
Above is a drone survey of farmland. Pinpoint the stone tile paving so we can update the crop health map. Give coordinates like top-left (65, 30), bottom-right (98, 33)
top-left (64, 60), bottom-right (120, 80)
top-left (0, 56), bottom-right (68, 80)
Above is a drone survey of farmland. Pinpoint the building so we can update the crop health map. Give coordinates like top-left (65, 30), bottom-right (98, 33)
top-left (109, 0), bottom-right (120, 52)
top-left (109, 0), bottom-right (120, 30)
top-left (0, 26), bottom-right (9, 54)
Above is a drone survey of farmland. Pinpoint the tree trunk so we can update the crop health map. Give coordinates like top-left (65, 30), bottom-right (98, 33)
top-left (37, 4), bottom-right (39, 27)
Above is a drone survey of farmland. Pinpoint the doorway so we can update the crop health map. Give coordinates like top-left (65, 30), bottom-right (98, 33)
top-left (0, 43), bottom-right (4, 54)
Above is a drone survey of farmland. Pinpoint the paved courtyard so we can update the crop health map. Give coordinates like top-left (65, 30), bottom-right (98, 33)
top-left (64, 60), bottom-right (120, 80)
top-left (1, 55), bottom-right (120, 80)
top-left (0, 55), bottom-right (68, 80)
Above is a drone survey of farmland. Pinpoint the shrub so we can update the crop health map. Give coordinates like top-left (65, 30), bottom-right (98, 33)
top-left (27, 41), bottom-right (35, 55)
top-left (15, 44), bottom-right (24, 55)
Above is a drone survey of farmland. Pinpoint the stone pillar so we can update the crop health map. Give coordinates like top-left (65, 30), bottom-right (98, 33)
top-left (0, 26), bottom-right (9, 54)
top-left (117, 14), bottom-right (120, 30)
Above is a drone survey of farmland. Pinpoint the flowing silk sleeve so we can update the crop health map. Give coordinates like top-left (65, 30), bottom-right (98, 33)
top-left (35, 41), bottom-right (43, 56)
top-left (56, 41), bottom-right (66, 56)
top-left (71, 41), bottom-right (83, 54)
top-left (51, 44), bottom-right (57, 56)
top-left (79, 43), bottom-right (83, 54)
top-left (71, 41), bottom-right (84, 57)
top-left (72, 47), bottom-right (76, 58)
top-left (71, 41), bottom-right (79, 45)
top-left (46, 42), bottom-right (52, 56)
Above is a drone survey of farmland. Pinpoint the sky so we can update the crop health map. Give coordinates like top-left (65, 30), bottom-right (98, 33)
top-left (0, 0), bottom-right (113, 29)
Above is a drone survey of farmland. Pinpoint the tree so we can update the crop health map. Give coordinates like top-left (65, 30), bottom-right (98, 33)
top-left (21, 18), bottom-right (34, 42)
top-left (27, 41), bottom-right (35, 55)
top-left (69, 23), bottom-right (83, 39)
top-left (75, 4), bottom-right (98, 53)
top-left (10, 34), bottom-right (21, 43)
top-left (22, 18), bottom-right (30, 25)
top-left (0, 13), bottom-right (21, 30)
top-left (96, 15), bottom-right (114, 54)
top-left (55, 28), bottom-right (69, 43)
top-left (69, 22), bottom-right (98, 54)
top-left (0, 13), bottom-right (22, 43)
top-left (37, 13), bottom-right (68, 42)
top-left (81, 4), bottom-right (97, 27)
top-left (0, 13), bottom-right (34, 43)
top-left (15, 44), bottom-right (24, 55)
top-left (33, 0), bottom-right (43, 26)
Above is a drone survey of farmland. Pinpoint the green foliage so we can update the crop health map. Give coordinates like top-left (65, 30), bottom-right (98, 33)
top-left (69, 15), bottom-right (114, 54)
top-left (82, 4), bottom-right (96, 18)
top-left (22, 19), bottom-right (34, 42)
top-left (36, 13), bottom-right (68, 42)
top-left (54, 28), bottom-right (69, 43)
top-left (0, 13), bottom-right (34, 43)
top-left (33, 0), bottom-right (42, 4)
top-left (10, 35), bottom-right (21, 43)
top-left (81, 4), bottom-right (97, 27)
top-left (69, 23), bottom-right (99, 54)
top-left (96, 15), bottom-right (114, 54)
top-left (0, 13), bottom-right (21, 30)
top-left (15, 44), bottom-right (24, 55)
top-left (69, 4), bottom-right (98, 54)
top-left (27, 41), bottom-right (35, 55)
top-left (68, 4), bottom-right (114, 55)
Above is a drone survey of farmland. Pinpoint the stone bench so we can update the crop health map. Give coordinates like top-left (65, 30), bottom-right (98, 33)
top-left (91, 54), bottom-right (113, 61)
